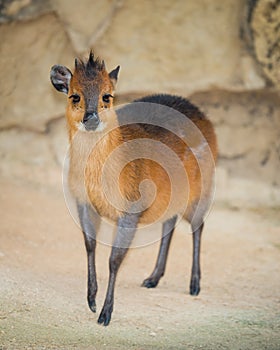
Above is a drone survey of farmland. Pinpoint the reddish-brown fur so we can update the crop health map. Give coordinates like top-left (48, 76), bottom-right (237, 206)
top-left (66, 62), bottom-right (217, 222)
top-left (68, 121), bottom-right (217, 222)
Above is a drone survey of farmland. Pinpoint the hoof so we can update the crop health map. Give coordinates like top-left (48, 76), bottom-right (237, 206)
top-left (141, 277), bottom-right (159, 288)
top-left (88, 298), bottom-right (96, 313)
top-left (97, 305), bottom-right (113, 326)
top-left (190, 276), bottom-right (200, 296)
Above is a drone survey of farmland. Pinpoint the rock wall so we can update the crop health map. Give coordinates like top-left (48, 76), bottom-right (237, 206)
top-left (249, 0), bottom-right (280, 89)
top-left (191, 89), bottom-right (280, 207)
top-left (0, 0), bottom-right (279, 207)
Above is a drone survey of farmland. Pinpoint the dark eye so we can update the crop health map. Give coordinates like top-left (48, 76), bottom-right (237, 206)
top-left (69, 94), bottom-right (80, 103)
top-left (102, 94), bottom-right (113, 103)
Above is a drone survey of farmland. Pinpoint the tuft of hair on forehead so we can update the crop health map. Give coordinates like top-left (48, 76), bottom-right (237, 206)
top-left (74, 51), bottom-right (106, 78)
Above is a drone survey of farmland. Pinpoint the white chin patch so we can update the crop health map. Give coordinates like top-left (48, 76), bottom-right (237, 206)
top-left (95, 121), bottom-right (107, 132)
top-left (77, 122), bottom-right (86, 132)
top-left (77, 121), bottom-right (107, 132)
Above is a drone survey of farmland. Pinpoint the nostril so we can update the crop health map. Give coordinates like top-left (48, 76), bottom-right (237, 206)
top-left (83, 112), bottom-right (99, 123)
top-left (83, 112), bottom-right (100, 131)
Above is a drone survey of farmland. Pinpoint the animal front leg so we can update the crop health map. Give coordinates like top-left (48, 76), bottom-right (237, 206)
top-left (98, 212), bottom-right (139, 326)
top-left (77, 202), bottom-right (100, 312)
top-left (142, 215), bottom-right (177, 288)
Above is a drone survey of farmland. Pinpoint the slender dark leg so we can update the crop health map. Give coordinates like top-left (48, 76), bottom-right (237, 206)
top-left (190, 222), bottom-right (204, 296)
top-left (77, 202), bottom-right (100, 313)
top-left (142, 215), bottom-right (177, 288)
top-left (98, 212), bottom-right (139, 326)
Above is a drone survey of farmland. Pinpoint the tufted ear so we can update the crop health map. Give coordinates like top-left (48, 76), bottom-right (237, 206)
top-left (109, 65), bottom-right (120, 87)
top-left (50, 65), bottom-right (72, 94)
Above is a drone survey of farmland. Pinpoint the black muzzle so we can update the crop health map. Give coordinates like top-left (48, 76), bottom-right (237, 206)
top-left (83, 112), bottom-right (100, 131)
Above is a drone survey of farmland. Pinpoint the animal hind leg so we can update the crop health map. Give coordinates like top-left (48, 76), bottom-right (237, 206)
top-left (190, 221), bottom-right (204, 296)
top-left (142, 215), bottom-right (177, 288)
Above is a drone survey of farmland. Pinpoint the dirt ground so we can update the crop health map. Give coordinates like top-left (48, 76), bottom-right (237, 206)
top-left (0, 176), bottom-right (279, 350)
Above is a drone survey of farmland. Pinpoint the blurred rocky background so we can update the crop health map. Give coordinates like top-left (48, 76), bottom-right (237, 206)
top-left (0, 0), bottom-right (279, 207)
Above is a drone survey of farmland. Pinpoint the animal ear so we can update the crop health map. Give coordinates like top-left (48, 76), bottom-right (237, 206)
top-left (109, 66), bottom-right (120, 87)
top-left (50, 65), bottom-right (72, 94)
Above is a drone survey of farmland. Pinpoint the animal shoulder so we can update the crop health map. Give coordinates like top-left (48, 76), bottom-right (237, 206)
top-left (116, 94), bottom-right (205, 139)
top-left (134, 94), bottom-right (205, 120)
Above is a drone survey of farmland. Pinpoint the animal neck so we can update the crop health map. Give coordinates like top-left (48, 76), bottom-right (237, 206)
top-left (67, 116), bottom-right (124, 204)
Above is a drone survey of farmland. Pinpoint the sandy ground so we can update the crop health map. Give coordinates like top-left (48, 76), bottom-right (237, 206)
top-left (0, 177), bottom-right (280, 350)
